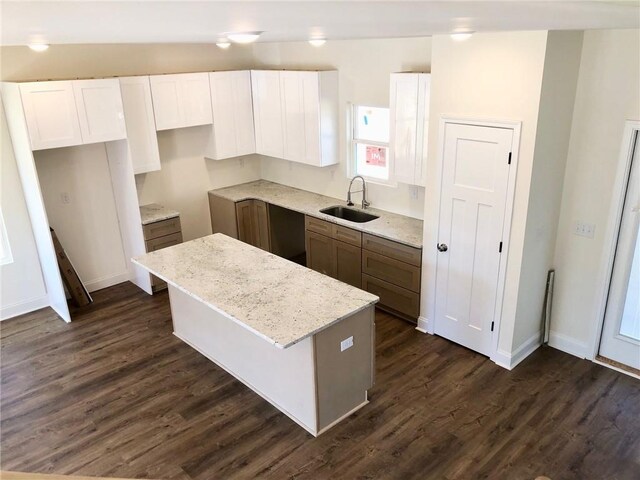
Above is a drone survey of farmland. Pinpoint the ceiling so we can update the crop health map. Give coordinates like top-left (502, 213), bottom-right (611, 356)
top-left (2, 1), bottom-right (639, 46)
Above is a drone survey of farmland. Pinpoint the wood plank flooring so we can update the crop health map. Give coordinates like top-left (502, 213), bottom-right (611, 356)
top-left (2, 282), bottom-right (639, 479)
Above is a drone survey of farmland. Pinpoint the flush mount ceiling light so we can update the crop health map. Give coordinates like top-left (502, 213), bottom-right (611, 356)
top-left (28, 43), bottom-right (49, 52)
top-left (308, 38), bottom-right (326, 47)
top-left (450, 32), bottom-right (474, 41)
top-left (216, 40), bottom-right (231, 49)
top-left (226, 31), bottom-right (263, 44)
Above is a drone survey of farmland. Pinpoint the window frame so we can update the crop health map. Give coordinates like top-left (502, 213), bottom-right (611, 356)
top-left (349, 103), bottom-right (397, 187)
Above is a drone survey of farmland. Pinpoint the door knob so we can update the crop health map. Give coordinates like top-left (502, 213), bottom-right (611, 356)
top-left (437, 243), bottom-right (448, 252)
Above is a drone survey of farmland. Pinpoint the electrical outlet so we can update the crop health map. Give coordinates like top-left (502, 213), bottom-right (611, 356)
top-left (60, 192), bottom-right (71, 204)
top-left (574, 221), bottom-right (595, 238)
top-left (340, 336), bottom-right (354, 352)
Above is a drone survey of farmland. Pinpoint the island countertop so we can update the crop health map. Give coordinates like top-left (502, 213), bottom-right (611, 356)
top-left (132, 233), bottom-right (379, 348)
top-left (209, 180), bottom-right (423, 248)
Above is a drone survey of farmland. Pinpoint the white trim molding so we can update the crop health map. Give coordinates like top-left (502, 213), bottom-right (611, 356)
top-left (589, 120), bottom-right (640, 360)
top-left (492, 331), bottom-right (542, 370)
top-left (1, 294), bottom-right (48, 321)
top-left (548, 330), bottom-right (589, 359)
top-left (415, 315), bottom-right (432, 334)
top-left (84, 271), bottom-right (129, 293)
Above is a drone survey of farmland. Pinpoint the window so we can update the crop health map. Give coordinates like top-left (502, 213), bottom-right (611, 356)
top-left (0, 210), bottom-right (13, 266)
top-left (351, 105), bottom-right (391, 182)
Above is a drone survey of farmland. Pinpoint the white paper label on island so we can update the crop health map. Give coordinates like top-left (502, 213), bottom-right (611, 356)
top-left (340, 336), bottom-right (354, 352)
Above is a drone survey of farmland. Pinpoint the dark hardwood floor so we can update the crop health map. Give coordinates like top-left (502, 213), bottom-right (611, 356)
top-left (1, 282), bottom-right (639, 480)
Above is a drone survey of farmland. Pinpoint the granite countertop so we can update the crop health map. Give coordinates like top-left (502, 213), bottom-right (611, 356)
top-left (209, 180), bottom-right (424, 248)
top-left (132, 234), bottom-right (379, 349)
top-left (139, 203), bottom-right (180, 225)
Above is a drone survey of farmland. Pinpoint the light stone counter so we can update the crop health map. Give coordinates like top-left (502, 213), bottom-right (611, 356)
top-left (139, 203), bottom-right (180, 225)
top-left (132, 233), bottom-right (378, 349)
top-left (209, 180), bottom-right (423, 248)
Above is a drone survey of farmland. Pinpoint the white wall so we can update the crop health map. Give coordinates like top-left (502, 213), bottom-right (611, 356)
top-left (135, 127), bottom-right (261, 241)
top-left (252, 37), bottom-right (431, 219)
top-left (0, 99), bottom-right (47, 319)
top-left (511, 31), bottom-right (584, 351)
top-left (35, 144), bottom-right (129, 291)
top-left (422, 31), bottom-right (550, 358)
top-left (551, 29), bottom-right (640, 358)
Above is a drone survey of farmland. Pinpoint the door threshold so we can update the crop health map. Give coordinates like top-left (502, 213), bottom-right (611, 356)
top-left (595, 355), bottom-right (640, 379)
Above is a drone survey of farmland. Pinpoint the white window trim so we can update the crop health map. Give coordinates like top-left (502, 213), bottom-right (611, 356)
top-left (0, 209), bottom-right (13, 266)
top-left (348, 103), bottom-right (397, 188)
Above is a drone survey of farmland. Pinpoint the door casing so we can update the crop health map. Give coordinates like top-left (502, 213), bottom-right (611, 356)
top-left (422, 116), bottom-right (522, 368)
top-left (590, 120), bottom-right (640, 372)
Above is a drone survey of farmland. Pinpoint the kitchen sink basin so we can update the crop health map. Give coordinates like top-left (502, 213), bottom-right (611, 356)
top-left (319, 206), bottom-right (379, 223)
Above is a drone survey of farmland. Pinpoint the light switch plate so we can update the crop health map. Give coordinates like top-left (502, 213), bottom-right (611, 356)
top-left (574, 221), bottom-right (596, 239)
top-left (340, 336), bottom-right (354, 352)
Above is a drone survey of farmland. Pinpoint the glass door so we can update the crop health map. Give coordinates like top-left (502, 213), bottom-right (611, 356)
top-left (599, 132), bottom-right (640, 372)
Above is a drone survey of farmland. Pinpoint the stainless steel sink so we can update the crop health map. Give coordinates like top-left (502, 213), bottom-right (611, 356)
top-left (319, 206), bottom-right (379, 223)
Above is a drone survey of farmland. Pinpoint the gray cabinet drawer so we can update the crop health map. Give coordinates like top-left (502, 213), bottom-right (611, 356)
top-left (305, 215), bottom-right (333, 237)
top-left (143, 216), bottom-right (182, 240)
top-left (145, 231), bottom-right (183, 252)
top-left (362, 249), bottom-right (421, 292)
top-left (362, 233), bottom-right (421, 267)
top-left (333, 224), bottom-right (362, 247)
top-left (362, 274), bottom-right (419, 320)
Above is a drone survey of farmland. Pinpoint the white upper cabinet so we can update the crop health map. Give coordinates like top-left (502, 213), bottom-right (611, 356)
top-left (20, 79), bottom-right (126, 151)
top-left (119, 76), bottom-right (161, 174)
top-left (149, 73), bottom-right (213, 131)
top-left (389, 72), bottom-right (430, 186)
top-left (253, 70), bottom-right (338, 167)
top-left (73, 79), bottom-right (126, 144)
top-left (207, 71), bottom-right (255, 160)
top-left (251, 70), bottom-right (285, 158)
top-left (19, 81), bottom-right (83, 150)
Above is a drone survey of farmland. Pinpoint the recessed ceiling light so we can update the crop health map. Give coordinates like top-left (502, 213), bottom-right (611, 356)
top-left (309, 38), bottom-right (326, 47)
top-left (216, 41), bottom-right (231, 49)
top-left (451, 32), bottom-right (474, 41)
top-left (226, 32), bottom-right (263, 44)
top-left (28, 43), bottom-right (49, 52)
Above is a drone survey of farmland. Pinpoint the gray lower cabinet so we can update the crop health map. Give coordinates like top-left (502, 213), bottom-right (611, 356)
top-left (305, 215), bottom-right (422, 323)
top-left (305, 216), bottom-right (363, 289)
top-left (236, 199), bottom-right (270, 251)
top-left (143, 216), bottom-right (183, 292)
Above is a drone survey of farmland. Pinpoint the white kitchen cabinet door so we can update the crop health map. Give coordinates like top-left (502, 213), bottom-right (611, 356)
top-left (208, 71), bottom-right (255, 160)
top-left (180, 73), bottom-right (213, 128)
top-left (119, 76), bottom-right (161, 174)
top-left (281, 71), bottom-right (306, 162)
top-left (390, 72), bottom-right (430, 186)
top-left (251, 70), bottom-right (284, 158)
top-left (279, 70), bottom-right (337, 167)
top-left (19, 81), bottom-right (83, 150)
top-left (73, 79), bottom-right (127, 144)
top-left (150, 73), bottom-right (213, 131)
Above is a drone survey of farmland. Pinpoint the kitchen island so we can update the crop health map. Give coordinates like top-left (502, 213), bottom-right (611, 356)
top-left (133, 234), bottom-right (378, 436)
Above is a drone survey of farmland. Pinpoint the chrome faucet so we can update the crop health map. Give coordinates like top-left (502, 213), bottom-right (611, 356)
top-left (347, 176), bottom-right (370, 209)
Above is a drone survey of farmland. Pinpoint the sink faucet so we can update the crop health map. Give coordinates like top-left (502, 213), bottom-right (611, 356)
top-left (347, 176), bottom-right (371, 209)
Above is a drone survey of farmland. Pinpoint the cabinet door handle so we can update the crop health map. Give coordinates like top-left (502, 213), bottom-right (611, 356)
top-left (437, 243), bottom-right (448, 252)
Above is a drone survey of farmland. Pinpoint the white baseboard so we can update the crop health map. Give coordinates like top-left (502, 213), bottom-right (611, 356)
top-left (548, 330), bottom-right (589, 359)
top-left (416, 315), bottom-right (430, 333)
top-left (1, 294), bottom-right (49, 321)
top-left (84, 271), bottom-right (129, 293)
top-left (492, 331), bottom-right (542, 370)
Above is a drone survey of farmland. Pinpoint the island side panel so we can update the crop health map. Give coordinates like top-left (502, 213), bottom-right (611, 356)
top-left (167, 285), bottom-right (318, 434)
top-left (314, 305), bottom-right (375, 432)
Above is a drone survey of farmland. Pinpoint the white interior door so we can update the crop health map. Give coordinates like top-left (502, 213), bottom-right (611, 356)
top-left (434, 122), bottom-right (513, 356)
top-left (599, 135), bottom-right (640, 371)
